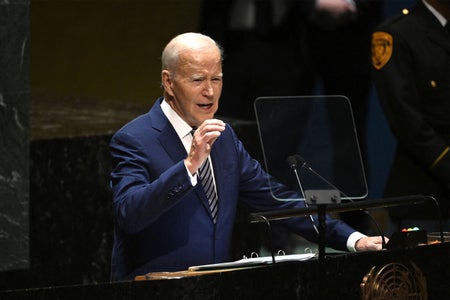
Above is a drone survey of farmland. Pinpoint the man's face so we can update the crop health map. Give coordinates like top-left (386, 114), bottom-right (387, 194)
top-left (164, 46), bottom-right (223, 127)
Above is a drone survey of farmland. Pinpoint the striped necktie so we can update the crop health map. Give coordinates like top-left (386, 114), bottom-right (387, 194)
top-left (191, 128), bottom-right (218, 223)
top-left (198, 158), bottom-right (219, 223)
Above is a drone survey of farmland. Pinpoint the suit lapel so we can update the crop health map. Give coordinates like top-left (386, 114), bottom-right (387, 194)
top-left (150, 98), bottom-right (188, 162)
top-left (157, 124), bottom-right (187, 163)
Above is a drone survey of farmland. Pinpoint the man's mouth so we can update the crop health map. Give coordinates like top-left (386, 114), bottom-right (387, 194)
top-left (198, 103), bottom-right (213, 108)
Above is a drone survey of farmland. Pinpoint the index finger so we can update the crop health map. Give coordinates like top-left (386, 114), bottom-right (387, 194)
top-left (197, 119), bottom-right (226, 134)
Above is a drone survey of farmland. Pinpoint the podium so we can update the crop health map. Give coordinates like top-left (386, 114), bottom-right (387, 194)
top-left (1, 242), bottom-right (449, 299)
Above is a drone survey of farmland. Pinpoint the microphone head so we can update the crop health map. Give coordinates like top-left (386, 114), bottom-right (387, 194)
top-left (287, 155), bottom-right (298, 169)
top-left (294, 154), bottom-right (306, 167)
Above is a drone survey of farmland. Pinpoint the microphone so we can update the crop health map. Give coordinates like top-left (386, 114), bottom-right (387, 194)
top-left (291, 154), bottom-right (336, 192)
top-left (286, 155), bottom-right (319, 235)
top-left (287, 155), bottom-right (305, 169)
top-left (287, 155), bottom-right (297, 169)
top-left (289, 154), bottom-right (354, 200)
top-left (287, 154), bottom-right (387, 249)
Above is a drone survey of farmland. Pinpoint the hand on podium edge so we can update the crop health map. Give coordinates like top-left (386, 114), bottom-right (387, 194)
top-left (356, 236), bottom-right (389, 251)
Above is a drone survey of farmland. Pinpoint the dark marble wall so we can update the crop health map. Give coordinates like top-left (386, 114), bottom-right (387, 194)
top-left (0, 135), bottom-right (114, 290)
top-left (0, 0), bottom-right (30, 272)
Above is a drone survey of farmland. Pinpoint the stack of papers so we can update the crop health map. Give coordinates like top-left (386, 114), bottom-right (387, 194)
top-left (189, 253), bottom-right (316, 271)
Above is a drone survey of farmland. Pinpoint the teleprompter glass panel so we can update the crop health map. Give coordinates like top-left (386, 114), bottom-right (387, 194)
top-left (254, 95), bottom-right (367, 201)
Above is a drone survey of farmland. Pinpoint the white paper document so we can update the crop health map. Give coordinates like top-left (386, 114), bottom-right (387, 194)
top-left (189, 253), bottom-right (316, 271)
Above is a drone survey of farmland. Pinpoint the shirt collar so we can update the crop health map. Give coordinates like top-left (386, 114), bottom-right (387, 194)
top-left (423, 0), bottom-right (448, 27)
top-left (160, 99), bottom-right (193, 140)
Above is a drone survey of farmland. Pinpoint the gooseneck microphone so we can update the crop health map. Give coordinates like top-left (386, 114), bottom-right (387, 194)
top-left (289, 154), bottom-right (341, 194)
top-left (287, 154), bottom-right (387, 249)
top-left (286, 155), bottom-right (319, 235)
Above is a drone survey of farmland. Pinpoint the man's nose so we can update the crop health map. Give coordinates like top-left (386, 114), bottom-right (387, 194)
top-left (203, 81), bottom-right (214, 97)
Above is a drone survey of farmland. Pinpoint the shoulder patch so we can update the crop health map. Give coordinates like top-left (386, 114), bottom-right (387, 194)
top-left (371, 31), bottom-right (393, 70)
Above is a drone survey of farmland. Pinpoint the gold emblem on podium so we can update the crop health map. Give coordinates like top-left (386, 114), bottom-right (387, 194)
top-left (361, 262), bottom-right (427, 300)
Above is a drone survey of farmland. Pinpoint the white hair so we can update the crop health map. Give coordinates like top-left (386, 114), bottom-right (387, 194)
top-left (161, 32), bottom-right (223, 72)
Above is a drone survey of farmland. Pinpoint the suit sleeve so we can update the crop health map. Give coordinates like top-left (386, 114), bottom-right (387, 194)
top-left (109, 131), bottom-right (195, 234)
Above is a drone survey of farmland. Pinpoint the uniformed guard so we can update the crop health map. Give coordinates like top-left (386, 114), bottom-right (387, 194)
top-left (371, 0), bottom-right (450, 233)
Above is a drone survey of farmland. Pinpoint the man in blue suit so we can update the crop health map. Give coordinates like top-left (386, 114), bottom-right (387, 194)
top-left (109, 32), bottom-right (386, 281)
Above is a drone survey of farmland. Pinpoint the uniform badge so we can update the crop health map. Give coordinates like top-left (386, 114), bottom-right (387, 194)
top-left (371, 32), bottom-right (393, 70)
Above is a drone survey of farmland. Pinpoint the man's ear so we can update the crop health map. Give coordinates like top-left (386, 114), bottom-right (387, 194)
top-left (161, 70), bottom-right (174, 96)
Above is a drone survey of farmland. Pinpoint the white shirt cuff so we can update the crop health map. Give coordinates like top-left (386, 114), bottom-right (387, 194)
top-left (184, 161), bottom-right (198, 186)
top-left (347, 231), bottom-right (367, 252)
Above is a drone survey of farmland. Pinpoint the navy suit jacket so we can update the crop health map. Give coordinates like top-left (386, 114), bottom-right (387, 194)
top-left (109, 97), bottom-right (355, 281)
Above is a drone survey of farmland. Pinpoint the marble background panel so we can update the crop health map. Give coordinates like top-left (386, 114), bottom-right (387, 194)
top-left (0, 0), bottom-right (30, 272)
